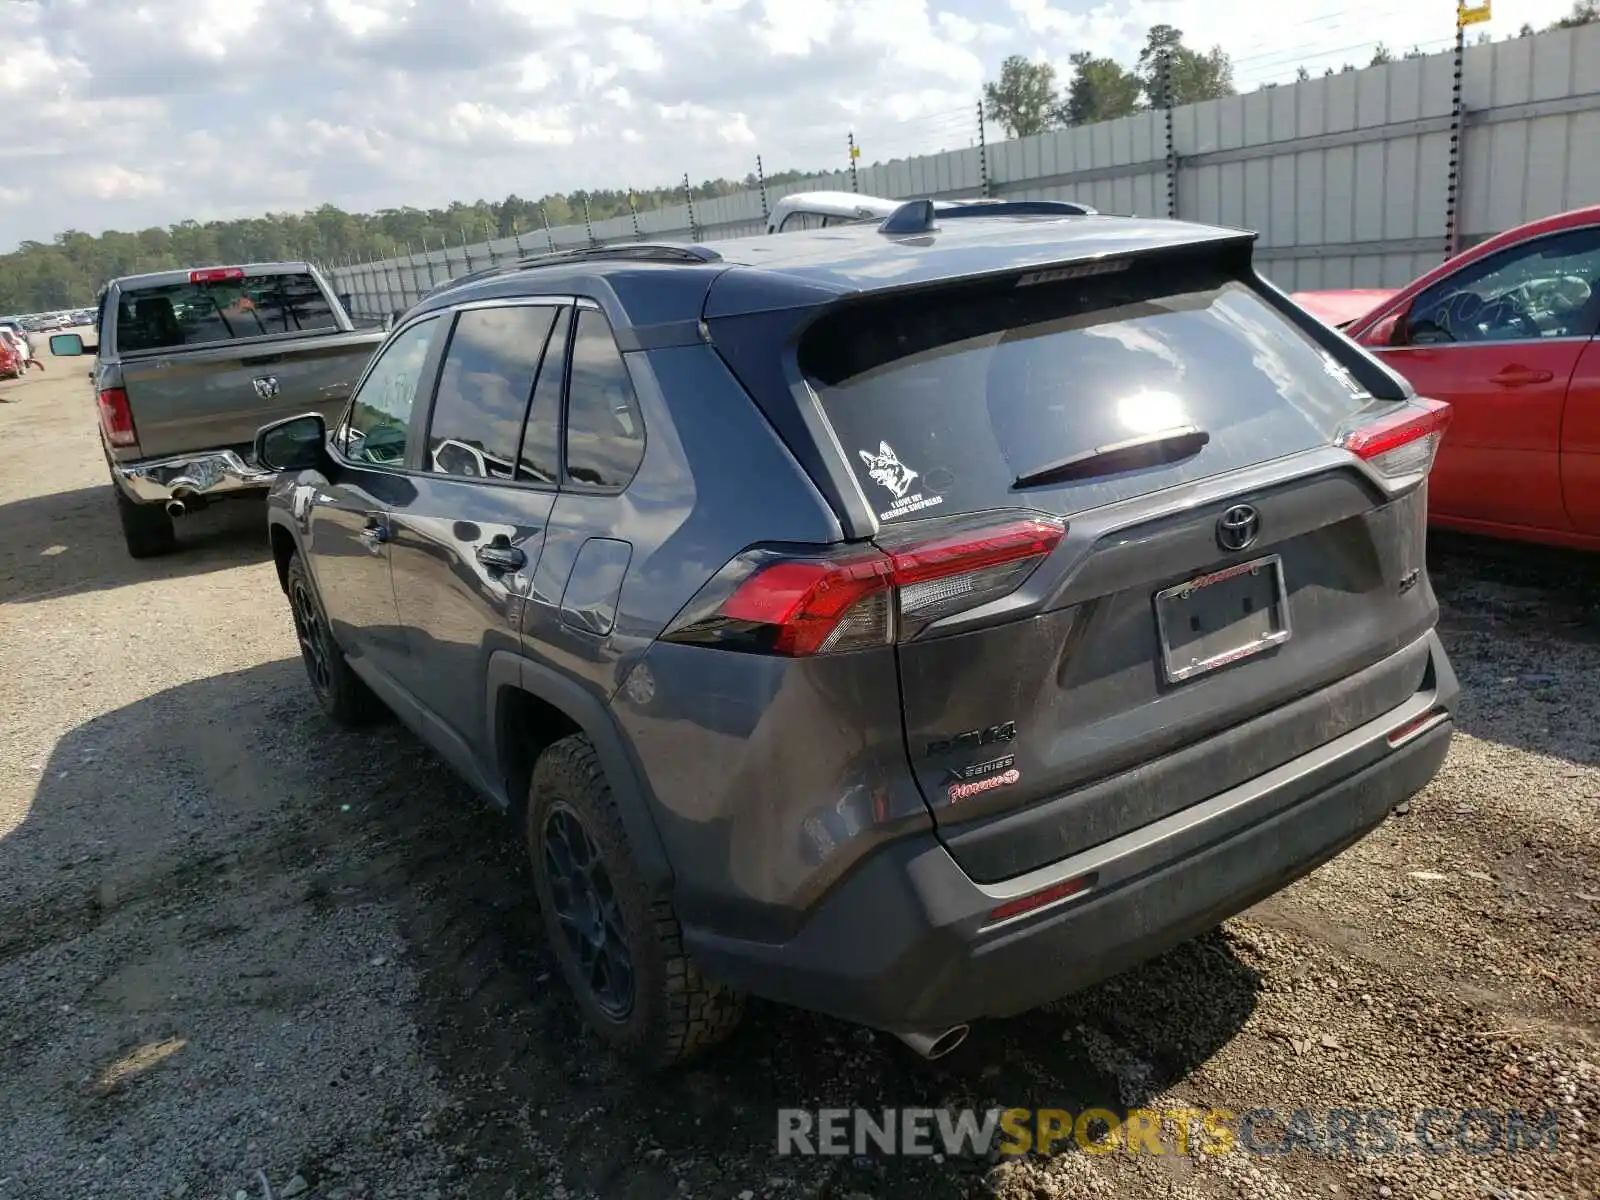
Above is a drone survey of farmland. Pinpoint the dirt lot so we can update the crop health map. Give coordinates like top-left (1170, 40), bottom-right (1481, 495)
top-left (0, 351), bottom-right (1596, 1200)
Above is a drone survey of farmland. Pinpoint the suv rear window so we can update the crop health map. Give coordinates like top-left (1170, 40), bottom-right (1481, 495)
top-left (115, 273), bottom-right (338, 352)
top-left (800, 256), bottom-right (1375, 522)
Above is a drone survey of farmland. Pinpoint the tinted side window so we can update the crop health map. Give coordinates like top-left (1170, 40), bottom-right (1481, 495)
top-left (565, 309), bottom-right (645, 489)
top-left (339, 316), bottom-right (441, 466)
top-left (518, 307), bottom-right (570, 484)
top-left (427, 305), bottom-right (558, 480)
top-left (1404, 226), bottom-right (1600, 344)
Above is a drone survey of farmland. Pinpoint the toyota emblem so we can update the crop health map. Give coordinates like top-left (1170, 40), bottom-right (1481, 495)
top-left (1216, 503), bottom-right (1260, 552)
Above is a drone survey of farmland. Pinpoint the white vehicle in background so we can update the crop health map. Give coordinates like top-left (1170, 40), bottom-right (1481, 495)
top-left (764, 190), bottom-right (1098, 234)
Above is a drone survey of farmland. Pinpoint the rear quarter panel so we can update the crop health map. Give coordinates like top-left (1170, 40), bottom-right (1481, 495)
top-left (535, 343), bottom-right (931, 940)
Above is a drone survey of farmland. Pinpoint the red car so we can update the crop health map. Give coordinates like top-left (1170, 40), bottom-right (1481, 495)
top-left (0, 337), bottom-right (20, 380)
top-left (1294, 204), bottom-right (1600, 551)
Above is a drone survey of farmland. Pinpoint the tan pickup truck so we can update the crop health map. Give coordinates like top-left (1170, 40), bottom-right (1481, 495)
top-left (51, 262), bottom-right (388, 557)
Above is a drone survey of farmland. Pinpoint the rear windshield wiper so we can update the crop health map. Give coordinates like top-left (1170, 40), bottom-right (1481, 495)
top-left (1013, 426), bottom-right (1210, 489)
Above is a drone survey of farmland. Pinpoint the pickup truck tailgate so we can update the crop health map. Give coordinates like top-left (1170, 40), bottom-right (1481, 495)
top-left (122, 332), bottom-right (382, 459)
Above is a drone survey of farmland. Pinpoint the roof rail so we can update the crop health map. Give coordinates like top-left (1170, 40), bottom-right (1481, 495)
top-left (421, 242), bottom-right (723, 300)
top-left (939, 199), bottom-right (1097, 218)
top-left (511, 243), bottom-right (723, 270)
top-left (878, 197), bottom-right (1098, 236)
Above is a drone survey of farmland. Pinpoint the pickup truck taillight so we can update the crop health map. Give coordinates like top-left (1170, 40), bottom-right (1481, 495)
top-left (97, 387), bottom-right (139, 448)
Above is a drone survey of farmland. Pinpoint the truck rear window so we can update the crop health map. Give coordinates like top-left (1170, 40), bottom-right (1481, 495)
top-left (799, 257), bottom-right (1375, 523)
top-left (115, 273), bottom-right (339, 352)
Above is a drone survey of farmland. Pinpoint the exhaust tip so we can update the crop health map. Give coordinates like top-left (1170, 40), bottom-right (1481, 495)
top-left (896, 1024), bottom-right (970, 1060)
top-left (165, 499), bottom-right (186, 519)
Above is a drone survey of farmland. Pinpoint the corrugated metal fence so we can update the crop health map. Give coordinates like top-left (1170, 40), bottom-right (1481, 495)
top-left (329, 23), bottom-right (1600, 318)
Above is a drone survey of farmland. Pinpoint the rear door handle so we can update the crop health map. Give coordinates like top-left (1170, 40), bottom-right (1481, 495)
top-left (476, 539), bottom-right (526, 572)
top-left (1488, 366), bottom-right (1554, 387)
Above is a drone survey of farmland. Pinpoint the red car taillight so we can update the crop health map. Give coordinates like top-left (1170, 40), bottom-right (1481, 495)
top-left (97, 387), bottom-right (139, 448)
top-left (661, 513), bottom-right (1066, 657)
top-left (1338, 396), bottom-right (1452, 479)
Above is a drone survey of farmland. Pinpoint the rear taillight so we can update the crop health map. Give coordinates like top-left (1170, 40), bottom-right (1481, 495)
top-left (1338, 396), bottom-right (1452, 479)
top-left (190, 267), bottom-right (245, 282)
top-left (662, 513), bottom-right (1066, 657)
top-left (97, 387), bottom-right (138, 448)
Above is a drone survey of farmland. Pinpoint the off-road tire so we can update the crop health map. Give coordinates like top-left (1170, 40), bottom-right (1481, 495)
top-left (283, 553), bottom-right (384, 727)
top-left (528, 734), bottom-right (744, 1069)
top-left (114, 487), bottom-right (176, 558)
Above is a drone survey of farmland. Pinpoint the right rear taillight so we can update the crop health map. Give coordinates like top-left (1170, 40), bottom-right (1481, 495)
top-left (661, 513), bottom-right (1066, 657)
top-left (97, 387), bottom-right (139, 448)
top-left (1338, 396), bottom-right (1451, 479)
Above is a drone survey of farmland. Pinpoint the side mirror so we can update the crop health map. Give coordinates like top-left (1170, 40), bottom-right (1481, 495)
top-left (1362, 311), bottom-right (1402, 347)
top-left (49, 333), bottom-right (96, 356)
top-left (255, 412), bottom-right (330, 474)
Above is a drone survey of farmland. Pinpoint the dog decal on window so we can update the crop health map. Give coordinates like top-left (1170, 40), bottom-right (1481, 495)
top-left (858, 441), bottom-right (918, 500)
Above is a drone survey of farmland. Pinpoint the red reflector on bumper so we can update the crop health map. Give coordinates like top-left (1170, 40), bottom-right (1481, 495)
top-left (987, 872), bottom-right (1096, 924)
top-left (1385, 706), bottom-right (1449, 748)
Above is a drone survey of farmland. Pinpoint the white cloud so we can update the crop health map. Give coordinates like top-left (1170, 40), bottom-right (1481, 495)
top-left (63, 164), bottom-right (166, 202)
top-left (0, 0), bottom-right (1585, 248)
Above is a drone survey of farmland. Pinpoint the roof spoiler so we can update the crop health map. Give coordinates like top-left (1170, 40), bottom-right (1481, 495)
top-left (878, 197), bottom-right (1097, 235)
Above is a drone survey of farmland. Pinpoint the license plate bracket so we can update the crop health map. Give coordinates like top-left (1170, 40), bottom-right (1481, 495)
top-left (1154, 554), bottom-right (1291, 684)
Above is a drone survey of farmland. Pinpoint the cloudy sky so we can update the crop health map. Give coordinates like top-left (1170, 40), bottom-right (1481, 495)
top-left (0, 0), bottom-right (1579, 249)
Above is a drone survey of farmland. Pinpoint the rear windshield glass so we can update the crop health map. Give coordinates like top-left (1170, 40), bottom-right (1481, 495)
top-left (800, 256), bottom-right (1374, 523)
top-left (115, 273), bottom-right (339, 352)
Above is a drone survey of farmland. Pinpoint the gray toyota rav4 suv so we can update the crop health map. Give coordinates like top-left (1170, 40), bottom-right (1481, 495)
top-left (255, 201), bottom-right (1458, 1068)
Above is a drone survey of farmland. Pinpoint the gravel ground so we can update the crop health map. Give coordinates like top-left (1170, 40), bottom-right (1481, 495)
top-left (0, 354), bottom-right (1596, 1200)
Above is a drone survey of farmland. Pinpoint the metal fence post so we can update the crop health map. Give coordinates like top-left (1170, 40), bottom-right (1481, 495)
top-left (422, 235), bottom-right (439, 287)
top-left (976, 100), bottom-right (990, 199)
top-left (1161, 49), bottom-right (1177, 219)
top-left (583, 196), bottom-right (597, 248)
top-left (683, 174), bottom-right (699, 241)
top-left (628, 190), bottom-right (642, 241)
top-left (848, 132), bottom-right (860, 192)
top-left (541, 204), bottom-right (555, 251)
top-left (512, 218), bottom-right (525, 257)
top-left (460, 228), bottom-right (474, 273)
top-left (756, 155), bottom-right (769, 222)
top-left (1445, 7), bottom-right (1468, 259)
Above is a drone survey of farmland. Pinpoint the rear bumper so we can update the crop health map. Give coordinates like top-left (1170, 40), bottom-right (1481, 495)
top-left (683, 629), bottom-right (1456, 1032)
top-left (114, 449), bottom-right (274, 504)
